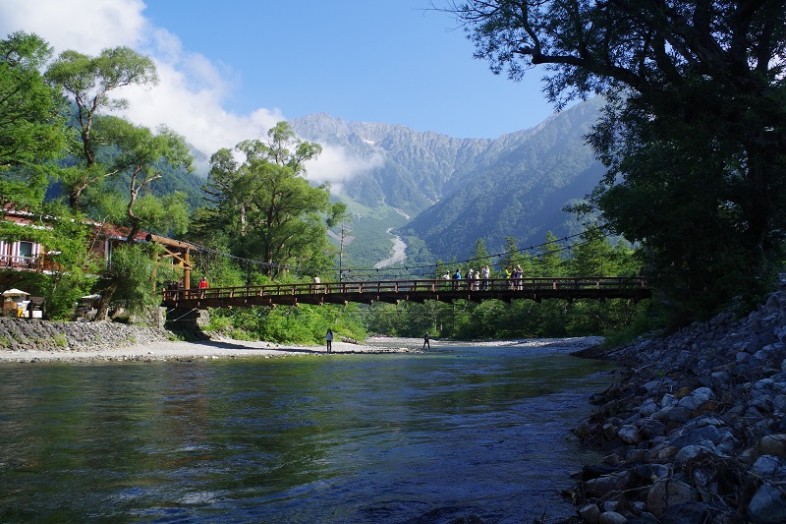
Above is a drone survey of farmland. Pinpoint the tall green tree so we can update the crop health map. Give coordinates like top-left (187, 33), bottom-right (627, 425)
top-left (45, 46), bottom-right (158, 210)
top-left (0, 32), bottom-right (67, 208)
top-left (89, 120), bottom-right (192, 320)
top-left (204, 121), bottom-right (344, 277)
top-left (451, 0), bottom-right (786, 319)
top-left (97, 118), bottom-right (191, 240)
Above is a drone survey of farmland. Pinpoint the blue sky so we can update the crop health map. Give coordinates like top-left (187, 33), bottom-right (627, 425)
top-left (139, 0), bottom-right (553, 138)
top-left (0, 0), bottom-right (557, 182)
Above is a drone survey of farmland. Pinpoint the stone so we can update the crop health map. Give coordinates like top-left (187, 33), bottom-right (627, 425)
top-left (646, 479), bottom-right (695, 517)
top-left (598, 511), bottom-right (627, 524)
top-left (603, 422), bottom-right (620, 441)
top-left (647, 445), bottom-right (678, 462)
top-left (751, 455), bottom-right (785, 477)
top-left (579, 503), bottom-right (601, 523)
top-left (639, 398), bottom-right (659, 416)
top-left (748, 482), bottom-right (786, 523)
top-left (663, 406), bottom-right (692, 425)
top-left (675, 444), bottom-right (715, 462)
top-left (618, 425), bottom-right (642, 444)
top-left (585, 473), bottom-right (629, 498)
top-left (631, 463), bottom-right (670, 483)
top-left (758, 434), bottom-right (786, 457)
top-left (638, 418), bottom-right (667, 439)
top-left (661, 393), bottom-right (677, 408)
top-left (661, 502), bottom-right (721, 524)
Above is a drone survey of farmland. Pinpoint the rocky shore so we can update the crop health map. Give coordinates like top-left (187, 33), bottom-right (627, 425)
top-left (0, 317), bottom-right (172, 353)
top-left (567, 290), bottom-right (786, 523)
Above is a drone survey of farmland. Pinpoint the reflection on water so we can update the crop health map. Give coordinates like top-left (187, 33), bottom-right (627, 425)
top-left (0, 343), bottom-right (615, 523)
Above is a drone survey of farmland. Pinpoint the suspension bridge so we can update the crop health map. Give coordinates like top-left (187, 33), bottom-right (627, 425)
top-left (162, 276), bottom-right (651, 310)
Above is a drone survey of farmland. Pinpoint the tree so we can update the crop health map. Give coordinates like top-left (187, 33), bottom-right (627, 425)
top-left (204, 121), bottom-right (343, 277)
top-left (101, 119), bottom-right (192, 240)
top-left (46, 46), bottom-right (158, 210)
top-left (87, 120), bottom-right (192, 320)
top-left (471, 238), bottom-right (492, 268)
top-left (451, 0), bottom-right (786, 319)
top-left (537, 231), bottom-right (564, 277)
top-left (0, 32), bottom-right (67, 208)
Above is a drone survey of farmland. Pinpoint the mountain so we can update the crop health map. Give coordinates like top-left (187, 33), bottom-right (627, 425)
top-left (292, 98), bottom-right (605, 266)
top-left (404, 99), bottom-right (604, 259)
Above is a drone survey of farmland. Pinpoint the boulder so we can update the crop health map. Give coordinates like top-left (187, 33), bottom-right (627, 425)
top-left (748, 482), bottom-right (786, 523)
top-left (646, 479), bottom-right (695, 517)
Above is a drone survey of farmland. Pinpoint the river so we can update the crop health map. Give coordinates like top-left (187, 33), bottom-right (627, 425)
top-left (374, 228), bottom-right (407, 269)
top-left (0, 340), bottom-right (615, 523)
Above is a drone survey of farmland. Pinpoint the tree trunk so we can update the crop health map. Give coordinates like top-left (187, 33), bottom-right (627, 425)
top-left (94, 279), bottom-right (120, 321)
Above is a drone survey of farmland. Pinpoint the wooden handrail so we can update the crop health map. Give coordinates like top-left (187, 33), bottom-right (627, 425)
top-left (162, 276), bottom-right (651, 307)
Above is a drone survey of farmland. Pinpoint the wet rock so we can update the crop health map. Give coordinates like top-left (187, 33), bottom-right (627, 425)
top-left (661, 502), bottom-right (721, 524)
top-left (598, 511), bottom-right (627, 524)
top-left (568, 289), bottom-right (786, 522)
top-left (751, 455), bottom-right (786, 477)
top-left (675, 444), bottom-right (715, 463)
top-left (748, 482), bottom-right (786, 523)
top-left (579, 502), bottom-right (601, 523)
top-left (646, 479), bottom-right (696, 517)
top-left (758, 434), bottom-right (786, 457)
top-left (618, 425), bottom-right (642, 444)
top-left (637, 418), bottom-right (666, 439)
top-left (585, 472), bottom-right (629, 498)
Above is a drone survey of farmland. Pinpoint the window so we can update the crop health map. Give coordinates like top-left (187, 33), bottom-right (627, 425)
top-left (18, 242), bottom-right (33, 258)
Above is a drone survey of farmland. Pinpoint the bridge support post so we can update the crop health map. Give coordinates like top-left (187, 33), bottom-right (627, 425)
top-left (165, 307), bottom-right (210, 339)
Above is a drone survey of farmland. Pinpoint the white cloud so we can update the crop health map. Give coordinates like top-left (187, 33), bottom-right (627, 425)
top-left (0, 0), bottom-right (147, 54)
top-left (305, 147), bottom-right (385, 193)
top-left (0, 0), bottom-right (369, 183)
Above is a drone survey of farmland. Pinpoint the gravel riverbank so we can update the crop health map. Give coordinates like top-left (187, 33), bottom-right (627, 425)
top-left (0, 325), bottom-right (429, 363)
top-left (0, 321), bottom-right (603, 363)
top-left (565, 290), bottom-right (786, 523)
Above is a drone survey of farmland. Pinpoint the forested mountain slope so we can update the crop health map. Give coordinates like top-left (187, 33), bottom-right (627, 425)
top-left (293, 98), bottom-right (604, 263)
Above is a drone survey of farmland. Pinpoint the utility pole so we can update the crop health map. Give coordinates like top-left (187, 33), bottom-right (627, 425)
top-left (338, 218), bottom-right (351, 282)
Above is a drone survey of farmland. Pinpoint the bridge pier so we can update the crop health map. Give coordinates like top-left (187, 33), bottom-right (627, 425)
top-left (165, 307), bottom-right (210, 339)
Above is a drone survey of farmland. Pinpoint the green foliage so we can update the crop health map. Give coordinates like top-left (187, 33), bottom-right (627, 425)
top-left (197, 121), bottom-right (337, 279)
top-left (94, 243), bottom-right (158, 317)
top-left (363, 231), bottom-right (647, 340)
top-left (453, 0), bottom-right (786, 323)
top-left (0, 32), bottom-right (67, 208)
top-left (46, 45), bottom-right (158, 210)
top-left (205, 303), bottom-right (366, 346)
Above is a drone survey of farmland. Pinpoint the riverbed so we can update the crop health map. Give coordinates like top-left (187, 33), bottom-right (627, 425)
top-left (0, 338), bottom-right (615, 523)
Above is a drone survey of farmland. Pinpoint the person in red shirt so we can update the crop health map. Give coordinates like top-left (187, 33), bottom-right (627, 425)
top-left (198, 276), bottom-right (208, 298)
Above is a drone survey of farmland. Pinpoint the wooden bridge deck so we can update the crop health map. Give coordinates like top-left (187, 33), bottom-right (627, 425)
top-left (162, 277), bottom-right (651, 309)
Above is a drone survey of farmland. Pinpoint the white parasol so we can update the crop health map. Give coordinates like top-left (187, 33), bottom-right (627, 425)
top-left (2, 288), bottom-right (30, 297)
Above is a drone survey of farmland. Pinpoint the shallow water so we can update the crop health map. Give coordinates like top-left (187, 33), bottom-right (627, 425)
top-left (0, 342), bottom-right (615, 523)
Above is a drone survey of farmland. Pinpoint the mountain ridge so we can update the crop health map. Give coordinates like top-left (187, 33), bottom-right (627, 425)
top-left (292, 98), bottom-right (604, 265)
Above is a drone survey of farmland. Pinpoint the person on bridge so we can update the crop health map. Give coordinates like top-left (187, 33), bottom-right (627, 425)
top-left (325, 328), bottom-right (333, 353)
top-left (198, 276), bottom-right (209, 298)
top-left (423, 332), bottom-right (431, 350)
top-left (480, 265), bottom-right (489, 290)
top-left (452, 268), bottom-right (461, 290)
top-left (514, 265), bottom-right (524, 290)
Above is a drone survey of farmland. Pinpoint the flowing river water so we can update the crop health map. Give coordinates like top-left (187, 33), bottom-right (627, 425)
top-left (0, 339), bottom-right (616, 523)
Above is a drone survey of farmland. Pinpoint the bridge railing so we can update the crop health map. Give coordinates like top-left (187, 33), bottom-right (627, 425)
top-left (163, 276), bottom-right (648, 303)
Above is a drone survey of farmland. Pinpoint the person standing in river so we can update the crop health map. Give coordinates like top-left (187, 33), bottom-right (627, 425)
top-left (423, 332), bottom-right (431, 350)
top-left (325, 329), bottom-right (333, 353)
